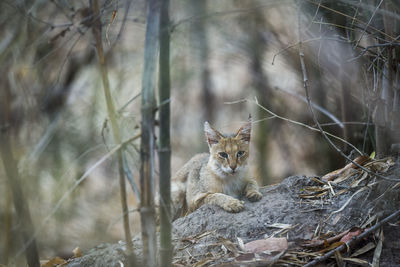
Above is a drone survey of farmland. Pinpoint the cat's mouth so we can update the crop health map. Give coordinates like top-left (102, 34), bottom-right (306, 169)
top-left (227, 169), bottom-right (236, 175)
top-left (211, 162), bottom-right (239, 178)
top-left (222, 166), bottom-right (238, 175)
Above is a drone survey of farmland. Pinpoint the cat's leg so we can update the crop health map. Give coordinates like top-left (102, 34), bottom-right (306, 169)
top-left (244, 179), bottom-right (262, 202)
top-left (170, 178), bottom-right (187, 220)
top-left (191, 192), bottom-right (244, 213)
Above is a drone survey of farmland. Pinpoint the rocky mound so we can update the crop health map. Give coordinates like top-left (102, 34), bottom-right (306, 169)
top-left (64, 157), bottom-right (400, 266)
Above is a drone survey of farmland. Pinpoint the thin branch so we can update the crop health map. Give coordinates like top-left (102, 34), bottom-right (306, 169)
top-left (274, 86), bottom-right (344, 128)
top-left (350, 39), bottom-right (400, 62)
top-left (303, 209), bottom-right (400, 267)
top-left (316, 121), bottom-right (373, 127)
top-left (354, 0), bottom-right (384, 49)
top-left (311, 20), bottom-right (362, 32)
top-left (223, 98), bottom-right (247, 105)
top-left (32, 28), bottom-right (82, 67)
top-left (252, 98), bottom-right (362, 155)
top-left (107, 0), bottom-right (133, 52)
top-left (107, 208), bottom-right (140, 232)
top-left (118, 92), bottom-right (141, 113)
top-left (122, 150), bottom-right (141, 203)
top-left (2, 1), bottom-right (72, 29)
top-left (340, 0), bottom-right (400, 22)
top-left (349, 0), bottom-right (362, 28)
top-left (305, 0), bottom-right (395, 41)
top-left (272, 36), bottom-right (350, 65)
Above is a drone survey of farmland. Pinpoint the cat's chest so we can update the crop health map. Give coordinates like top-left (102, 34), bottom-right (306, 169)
top-left (221, 176), bottom-right (246, 198)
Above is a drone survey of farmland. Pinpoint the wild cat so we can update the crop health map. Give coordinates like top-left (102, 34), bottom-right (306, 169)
top-left (170, 119), bottom-right (262, 220)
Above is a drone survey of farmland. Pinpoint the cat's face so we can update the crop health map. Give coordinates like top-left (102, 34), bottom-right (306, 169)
top-left (204, 120), bottom-right (251, 177)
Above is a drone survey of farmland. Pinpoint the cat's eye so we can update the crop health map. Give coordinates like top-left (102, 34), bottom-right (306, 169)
top-left (237, 151), bottom-right (245, 157)
top-left (218, 152), bottom-right (229, 159)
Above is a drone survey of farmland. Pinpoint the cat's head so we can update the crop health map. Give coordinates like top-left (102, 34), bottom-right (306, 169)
top-left (204, 119), bottom-right (251, 178)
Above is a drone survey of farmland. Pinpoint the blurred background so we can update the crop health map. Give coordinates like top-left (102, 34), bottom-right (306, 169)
top-left (1, 0), bottom-right (399, 264)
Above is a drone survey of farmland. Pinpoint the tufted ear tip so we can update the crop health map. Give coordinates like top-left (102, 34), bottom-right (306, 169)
top-left (204, 121), bottom-right (222, 146)
top-left (236, 119), bottom-right (252, 143)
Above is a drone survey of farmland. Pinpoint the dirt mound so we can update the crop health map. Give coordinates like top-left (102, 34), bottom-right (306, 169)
top-left (65, 158), bottom-right (400, 266)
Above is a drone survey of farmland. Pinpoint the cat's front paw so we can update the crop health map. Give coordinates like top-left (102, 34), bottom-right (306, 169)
top-left (222, 198), bottom-right (244, 213)
top-left (246, 190), bottom-right (262, 202)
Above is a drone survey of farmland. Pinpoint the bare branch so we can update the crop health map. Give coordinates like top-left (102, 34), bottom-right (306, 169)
top-left (252, 98), bottom-right (362, 155)
top-left (274, 86), bottom-right (344, 128)
top-left (353, 0), bottom-right (384, 48)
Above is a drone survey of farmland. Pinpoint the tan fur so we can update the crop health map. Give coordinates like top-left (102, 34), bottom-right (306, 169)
top-left (170, 120), bottom-right (262, 220)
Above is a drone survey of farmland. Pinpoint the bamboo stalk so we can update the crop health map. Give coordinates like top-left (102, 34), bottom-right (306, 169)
top-left (140, 0), bottom-right (161, 265)
top-left (90, 0), bottom-right (136, 265)
top-left (158, 0), bottom-right (172, 265)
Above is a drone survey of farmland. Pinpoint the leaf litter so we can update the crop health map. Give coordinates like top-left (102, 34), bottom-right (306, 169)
top-left (171, 157), bottom-right (397, 266)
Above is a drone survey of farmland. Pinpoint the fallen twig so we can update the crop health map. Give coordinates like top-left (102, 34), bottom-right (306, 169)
top-left (302, 229), bottom-right (350, 248)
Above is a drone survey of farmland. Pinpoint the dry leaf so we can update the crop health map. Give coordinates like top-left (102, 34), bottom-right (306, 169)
top-left (322, 156), bottom-right (370, 181)
top-left (41, 257), bottom-right (66, 267)
top-left (220, 238), bottom-right (239, 256)
top-left (237, 237), bottom-right (245, 251)
top-left (235, 252), bottom-right (255, 261)
top-left (72, 247), bottom-right (82, 258)
top-left (362, 215), bottom-right (377, 228)
top-left (351, 171), bottom-right (369, 187)
top-left (244, 237), bottom-right (288, 253)
top-left (193, 258), bottom-right (213, 267)
top-left (264, 223), bottom-right (293, 229)
top-left (343, 257), bottom-right (370, 266)
top-left (334, 250), bottom-right (344, 267)
top-left (340, 228), bottom-right (363, 243)
top-left (318, 241), bottom-right (344, 253)
top-left (372, 228), bottom-right (384, 267)
top-left (351, 242), bottom-right (376, 257)
top-left (181, 231), bottom-right (213, 244)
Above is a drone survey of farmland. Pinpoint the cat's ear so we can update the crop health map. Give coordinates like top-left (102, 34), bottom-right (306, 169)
top-left (235, 117), bottom-right (252, 143)
top-left (204, 121), bottom-right (222, 146)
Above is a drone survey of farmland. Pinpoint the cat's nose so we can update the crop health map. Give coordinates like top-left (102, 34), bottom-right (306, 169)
top-left (230, 165), bottom-right (237, 171)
